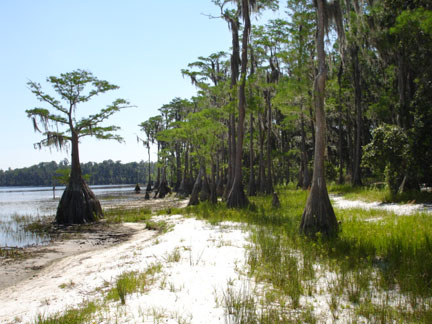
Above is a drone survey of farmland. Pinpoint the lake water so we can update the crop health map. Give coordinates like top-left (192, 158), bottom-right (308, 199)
top-left (0, 185), bottom-right (137, 248)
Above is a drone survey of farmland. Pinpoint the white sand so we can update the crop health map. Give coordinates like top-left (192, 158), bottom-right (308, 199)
top-left (0, 216), bottom-right (249, 324)
top-left (2, 195), bottom-right (430, 323)
top-left (331, 195), bottom-right (432, 215)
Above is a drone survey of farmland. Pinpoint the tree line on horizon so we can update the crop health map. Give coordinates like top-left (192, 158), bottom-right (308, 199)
top-left (0, 160), bottom-right (156, 187)
top-left (25, 0), bottom-right (432, 236)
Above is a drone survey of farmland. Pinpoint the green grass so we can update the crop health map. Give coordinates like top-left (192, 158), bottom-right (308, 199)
top-left (35, 263), bottom-right (162, 322)
top-left (328, 182), bottom-right (432, 203)
top-left (30, 185), bottom-right (432, 323)
top-left (104, 207), bottom-right (152, 223)
top-left (186, 186), bottom-right (432, 322)
top-left (144, 219), bottom-right (170, 233)
top-left (35, 301), bottom-right (99, 324)
top-left (328, 183), bottom-right (389, 202)
top-left (105, 263), bottom-right (162, 304)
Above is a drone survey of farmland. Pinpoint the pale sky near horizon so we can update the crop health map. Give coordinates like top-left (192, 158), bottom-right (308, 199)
top-left (0, 0), bottom-right (283, 171)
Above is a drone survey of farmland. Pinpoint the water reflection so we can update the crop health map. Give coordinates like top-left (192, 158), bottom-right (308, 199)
top-left (0, 185), bottom-right (137, 248)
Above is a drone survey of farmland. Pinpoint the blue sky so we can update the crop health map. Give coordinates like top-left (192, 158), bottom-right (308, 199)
top-left (0, 0), bottom-right (283, 170)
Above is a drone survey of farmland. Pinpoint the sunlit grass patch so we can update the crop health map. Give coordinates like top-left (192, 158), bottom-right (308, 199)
top-left (328, 183), bottom-right (432, 204)
top-left (328, 183), bottom-right (388, 202)
top-left (105, 262), bottom-right (162, 305)
top-left (104, 207), bottom-right (152, 223)
top-left (35, 301), bottom-right (99, 324)
top-left (144, 219), bottom-right (170, 233)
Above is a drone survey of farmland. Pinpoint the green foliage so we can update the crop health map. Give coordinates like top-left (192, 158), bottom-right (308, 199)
top-left (390, 8), bottom-right (432, 37)
top-left (362, 124), bottom-right (411, 194)
top-left (26, 69), bottom-right (130, 150)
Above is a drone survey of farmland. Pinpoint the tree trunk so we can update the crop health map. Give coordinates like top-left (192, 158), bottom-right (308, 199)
top-left (223, 114), bottom-right (236, 200)
top-left (200, 167), bottom-right (211, 202)
top-left (175, 143), bottom-right (182, 191)
top-left (146, 146), bottom-right (152, 192)
top-left (210, 162), bottom-right (217, 204)
top-left (351, 45), bottom-right (363, 186)
top-left (223, 13), bottom-right (240, 201)
top-left (188, 166), bottom-right (203, 206)
top-left (299, 104), bottom-right (310, 189)
top-left (346, 103), bottom-right (354, 180)
top-left (155, 142), bottom-right (161, 189)
top-left (56, 131), bottom-right (102, 224)
top-left (227, 0), bottom-right (250, 208)
top-left (248, 113), bottom-right (257, 196)
top-left (265, 93), bottom-right (274, 194)
top-left (177, 146), bottom-right (192, 197)
top-left (258, 112), bottom-right (265, 193)
top-left (337, 63), bottom-right (344, 184)
top-left (300, 0), bottom-right (338, 237)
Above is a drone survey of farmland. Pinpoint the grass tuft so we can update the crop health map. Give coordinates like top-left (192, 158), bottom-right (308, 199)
top-left (35, 301), bottom-right (98, 324)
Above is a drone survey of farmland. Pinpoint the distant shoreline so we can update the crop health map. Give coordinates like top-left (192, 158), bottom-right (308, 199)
top-left (0, 183), bottom-right (138, 193)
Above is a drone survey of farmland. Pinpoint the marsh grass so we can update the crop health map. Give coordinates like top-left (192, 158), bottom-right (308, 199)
top-left (0, 213), bottom-right (53, 250)
top-left (187, 186), bottom-right (432, 322)
top-left (0, 246), bottom-right (25, 258)
top-left (105, 262), bottom-right (162, 304)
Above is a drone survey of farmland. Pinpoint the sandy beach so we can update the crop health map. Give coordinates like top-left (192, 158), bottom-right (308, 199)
top-left (0, 197), bottom-right (250, 324)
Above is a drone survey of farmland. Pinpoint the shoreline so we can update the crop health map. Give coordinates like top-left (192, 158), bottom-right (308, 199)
top-left (0, 205), bottom-right (249, 323)
top-left (0, 221), bottom-right (141, 291)
top-left (0, 195), bottom-right (188, 291)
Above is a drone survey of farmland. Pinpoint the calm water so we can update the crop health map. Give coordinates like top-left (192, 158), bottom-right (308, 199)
top-left (0, 185), bottom-right (137, 248)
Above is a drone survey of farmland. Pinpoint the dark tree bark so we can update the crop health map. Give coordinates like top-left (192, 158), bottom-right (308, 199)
top-left (346, 103), bottom-right (354, 179)
top-left (223, 115), bottom-right (236, 200)
top-left (56, 131), bottom-right (102, 224)
top-left (272, 192), bottom-right (281, 208)
top-left (177, 146), bottom-right (192, 197)
top-left (337, 63), bottom-right (345, 184)
top-left (217, 147), bottom-right (225, 196)
top-left (175, 143), bottom-right (182, 191)
top-left (258, 112), bottom-right (266, 193)
top-left (248, 113), bottom-right (257, 196)
top-left (299, 105), bottom-right (311, 189)
top-left (223, 13), bottom-right (240, 202)
top-left (265, 91), bottom-right (274, 195)
top-left (300, 0), bottom-right (338, 237)
top-left (200, 168), bottom-right (211, 202)
top-left (226, 0), bottom-right (251, 208)
top-left (188, 166), bottom-right (203, 206)
top-left (351, 45), bottom-right (363, 186)
top-left (210, 162), bottom-right (218, 204)
top-left (154, 162), bottom-right (171, 198)
top-left (146, 144), bottom-right (152, 192)
top-left (154, 142), bottom-right (161, 189)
